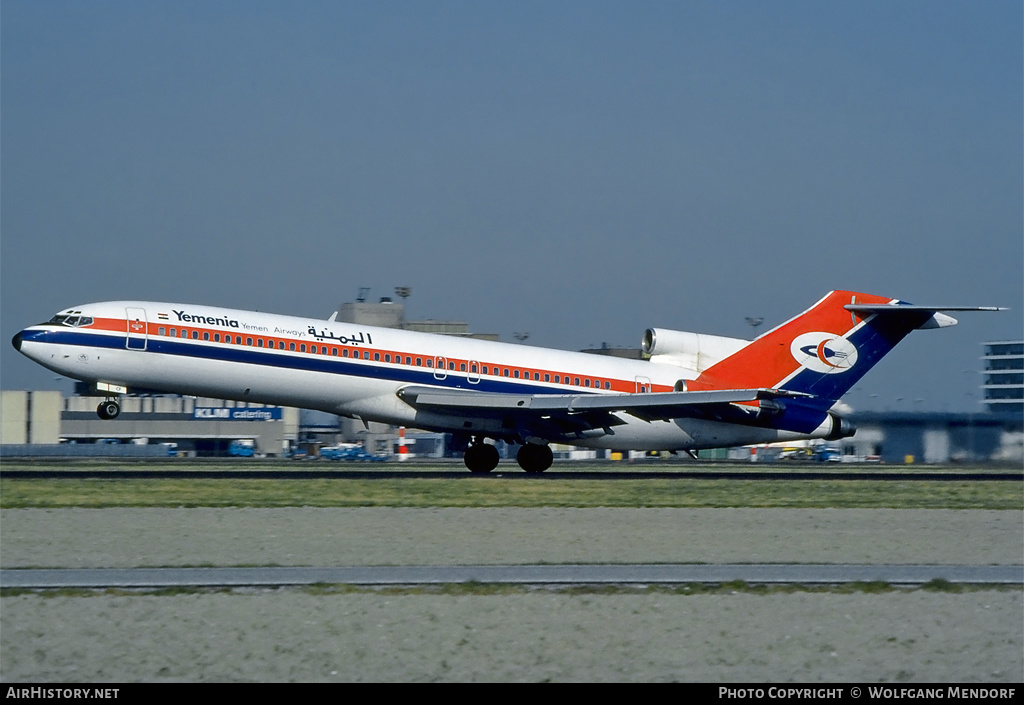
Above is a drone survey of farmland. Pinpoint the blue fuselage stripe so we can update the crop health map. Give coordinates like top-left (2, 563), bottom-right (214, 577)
top-left (28, 328), bottom-right (579, 397)
top-left (28, 327), bottom-right (831, 435)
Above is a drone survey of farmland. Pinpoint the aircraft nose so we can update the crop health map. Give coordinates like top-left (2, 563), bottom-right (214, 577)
top-left (12, 331), bottom-right (23, 352)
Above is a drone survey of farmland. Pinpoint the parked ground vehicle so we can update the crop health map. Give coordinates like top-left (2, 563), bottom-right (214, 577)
top-left (778, 444), bottom-right (842, 462)
top-left (320, 444), bottom-right (387, 462)
top-left (814, 445), bottom-right (842, 462)
top-left (228, 439), bottom-right (255, 457)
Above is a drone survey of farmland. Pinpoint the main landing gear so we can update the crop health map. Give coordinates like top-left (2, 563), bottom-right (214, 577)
top-left (516, 443), bottom-right (553, 474)
top-left (464, 442), bottom-right (500, 473)
top-left (96, 399), bottom-right (121, 420)
top-left (462, 440), bottom-right (553, 474)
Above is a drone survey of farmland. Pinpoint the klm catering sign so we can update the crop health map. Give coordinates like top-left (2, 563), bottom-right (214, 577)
top-left (193, 407), bottom-right (283, 421)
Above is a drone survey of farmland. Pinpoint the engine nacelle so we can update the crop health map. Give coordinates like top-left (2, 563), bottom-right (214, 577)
top-left (825, 412), bottom-right (857, 440)
top-left (641, 328), bottom-right (748, 373)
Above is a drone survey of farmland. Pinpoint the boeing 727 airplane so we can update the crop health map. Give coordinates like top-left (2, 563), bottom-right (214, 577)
top-left (11, 290), bottom-right (1002, 472)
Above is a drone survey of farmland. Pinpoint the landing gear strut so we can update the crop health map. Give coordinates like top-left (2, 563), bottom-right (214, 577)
top-left (464, 442), bottom-right (500, 473)
top-left (516, 443), bottom-right (553, 474)
top-left (96, 399), bottom-right (121, 420)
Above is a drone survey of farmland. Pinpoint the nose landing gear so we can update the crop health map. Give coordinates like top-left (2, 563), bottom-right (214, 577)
top-left (96, 399), bottom-right (121, 420)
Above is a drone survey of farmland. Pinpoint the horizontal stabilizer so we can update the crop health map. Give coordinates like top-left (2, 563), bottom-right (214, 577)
top-left (844, 303), bottom-right (1006, 330)
top-left (844, 304), bottom-right (1005, 312)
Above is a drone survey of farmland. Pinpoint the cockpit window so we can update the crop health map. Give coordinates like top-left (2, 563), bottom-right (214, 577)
top-left (45, 313), bottom-right (93, 327)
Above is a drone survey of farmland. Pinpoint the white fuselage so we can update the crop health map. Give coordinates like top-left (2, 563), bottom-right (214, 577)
top-left (14, 300), bottom-right (835, 450)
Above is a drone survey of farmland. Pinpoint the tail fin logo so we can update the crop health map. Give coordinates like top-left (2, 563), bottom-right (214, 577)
top-left (791, 332), bottom-right (858, 374)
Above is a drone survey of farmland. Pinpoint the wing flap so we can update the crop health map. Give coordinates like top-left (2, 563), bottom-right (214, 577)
top-left (398, 385), bottom-right (810, 422)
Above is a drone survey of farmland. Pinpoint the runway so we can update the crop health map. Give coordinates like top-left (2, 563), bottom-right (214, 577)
top-left (3, 468), bottom-right (1021, 481)
top-left (4, 507), bottom-right (1022, 681)
top-left (4, 563), bottom-right (1022, 589)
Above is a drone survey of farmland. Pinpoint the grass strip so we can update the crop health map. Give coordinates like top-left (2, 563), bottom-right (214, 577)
top-left (2, 477), bottom-right (1020, 509)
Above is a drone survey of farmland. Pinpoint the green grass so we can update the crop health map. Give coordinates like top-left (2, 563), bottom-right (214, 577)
top-left (1, 476), bottom-right (1020, 509)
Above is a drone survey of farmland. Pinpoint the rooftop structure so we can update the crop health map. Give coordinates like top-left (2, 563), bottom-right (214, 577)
top-left (334, 289), bottom-right (498, 340)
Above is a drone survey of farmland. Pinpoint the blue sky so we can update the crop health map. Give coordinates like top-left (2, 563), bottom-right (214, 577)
top-left (2, 0), bottom-right (1021, 412)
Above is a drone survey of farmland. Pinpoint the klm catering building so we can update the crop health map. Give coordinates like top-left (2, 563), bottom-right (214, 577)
top-left (2, 390), bottom-right (298, 457)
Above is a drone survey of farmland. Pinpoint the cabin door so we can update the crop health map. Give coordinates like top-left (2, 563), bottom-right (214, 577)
top-left (126, 307), bottom-right (148, 350)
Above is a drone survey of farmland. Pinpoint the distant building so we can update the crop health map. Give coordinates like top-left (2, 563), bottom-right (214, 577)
top-left (1, 391), bottom-right (299, 457)
top-left (336, 299), bottom-right (405, 329)
top-left (982, 341), bottom-right (1023, 414)
top-left (334, 291), bottom-right (498, 340)
top-left (1, 390), bottom-right (61, 444)
top-left (842, 411), bottom-right (1021, 464)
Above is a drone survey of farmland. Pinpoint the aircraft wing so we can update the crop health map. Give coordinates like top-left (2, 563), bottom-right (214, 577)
top-left (397, 385), bottom-right (810, 440)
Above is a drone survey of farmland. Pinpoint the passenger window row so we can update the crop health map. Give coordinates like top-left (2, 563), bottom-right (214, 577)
top-left (153, 326), bottom-right (613, 390)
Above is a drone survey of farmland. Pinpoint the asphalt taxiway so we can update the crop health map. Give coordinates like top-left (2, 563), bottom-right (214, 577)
top-left (3, 563), bottom-right (1022, 589)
